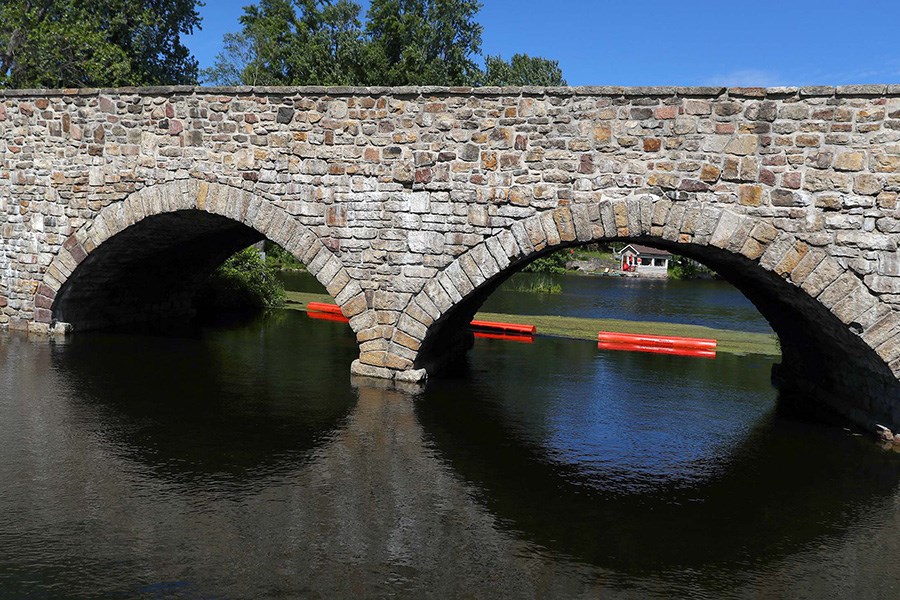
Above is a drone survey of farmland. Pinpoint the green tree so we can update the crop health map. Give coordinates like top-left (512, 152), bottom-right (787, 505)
top-left (365, 0), bottom-right (483, 86)
top-left (482, 53), bottom-right (566, 87)
top-left (0, 0), bottom-right (203, 88)
top-left (206, 0), bottom-right (366, 86)
top-left (205, 0), bottom-right (565, 89)
top-left (524, 249), bottom-right (569, 274)
top-left (198, 246), bottom-right (286, 310)
top-left (201, 32), bottom-right (259, 86)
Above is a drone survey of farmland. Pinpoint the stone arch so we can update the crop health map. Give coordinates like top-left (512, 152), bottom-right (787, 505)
top-left (35, 179), bottom-right (369, 334)
top-left (397, 192), bottom-right (900, 430)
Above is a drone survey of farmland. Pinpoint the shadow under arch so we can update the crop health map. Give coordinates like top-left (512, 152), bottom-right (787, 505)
top-left (406, 193), bottom-right (900, 430)
top-left (35, 180), bottom-right (368, 335)
top-left (45, 310), bottom-right (360, 488)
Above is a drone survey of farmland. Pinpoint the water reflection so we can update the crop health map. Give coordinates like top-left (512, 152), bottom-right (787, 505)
top-left (0, 328), bottom-right (608, 598)
top-left (1, 312), bottom-right (900, 598)
top-left (418, 336), bottom-right (900, 592)
top-left (50, 311), bottom-right (358, 486)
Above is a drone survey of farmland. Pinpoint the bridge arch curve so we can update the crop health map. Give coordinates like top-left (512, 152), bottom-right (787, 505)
top-left (36, 179), bottom-right (370, 335)
top-left (397, 192), bottom-right (900, 429)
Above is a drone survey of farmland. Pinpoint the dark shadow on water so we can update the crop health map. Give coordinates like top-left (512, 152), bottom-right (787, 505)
top-left (48, 310), bottom-right (360, 489)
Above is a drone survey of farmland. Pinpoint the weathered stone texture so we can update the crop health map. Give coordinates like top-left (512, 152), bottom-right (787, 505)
top-left (2, 85), bottom-right (900, 427)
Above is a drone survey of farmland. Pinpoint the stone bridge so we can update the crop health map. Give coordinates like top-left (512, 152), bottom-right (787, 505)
top-left (1, 84), bottom-right (900, 430)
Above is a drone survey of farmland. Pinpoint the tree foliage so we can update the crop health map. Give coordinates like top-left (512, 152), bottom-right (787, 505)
top-left (365, 0), bottom-right (482, 86)
top-left (0, 0), bottom-right (203, 89)
top-left (199, 246), bottom-right (286, 310)
top-left (524, 249), bottom-right (569, 274)
top-left (482, 53), bottom-right (566, 87)
top-left (205, 0), bottom-right (563, 88)
top-left (225, 0), bottom-right (367, 86)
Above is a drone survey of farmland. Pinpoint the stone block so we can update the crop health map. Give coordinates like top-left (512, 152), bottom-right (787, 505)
top-left (709, 210), bottom-right (743, 249)
top-left (571, 205), bottom-right (593, 241)
top-left (683, 99), bottom-right (710, 115)
top-left (832, 286), bottom-right (878, 325)
top-left (523, 217), bottom-right (547, 251)
top-left (484, 236), bottom-right (511, 270)
top-left (409, 230), bottom-right (445, 254)
top-left (414, 293), bottom-right (441, 321)
top-left (460, 254), bottom-right (487, 288)
top-left (833, 152), bottom-right (866, 172)
top-left (350, 359), bottom-right (395, 380)
top-left (740, 238), bottom-right (766, 261)
top-left (553, 207), bottom-right (576, 242)
top-left (801, 257), bottom-right (844, 297)
top-left (445, 262), bottom-right (474, 297)
top-left (424, 279), bottom-right (454, 313)
top-left (467, 205), bottom-right (490, 227)
top-left (395, 368), bottom-right (427, 383)
top-left (405, 301), bottom-right (435, 329)
top-left (854, 174), bottom-right (883, 196)
top-left (862, 312), bottom-right (900, 349)
top-left (738, 184), bottom-right (763, 206)
top-left (725, 135), bottom-right (758, 156)
top-left (789, 248), bottom-right (826, 285)
top-left (817, 272), bottom-right (859, 308)
top-left (341, 293), bottom-right (368, 319)
top-left (864, 275), bottom-right (900, 294)
top-left (661, 203), bottom-right (686, 242)
top-left (392, 329), bottom-right (422, 352)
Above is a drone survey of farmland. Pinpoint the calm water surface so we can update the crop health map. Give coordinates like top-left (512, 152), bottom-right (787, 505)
top-left (1, 282), bottom-right (899, 598)
top-left (481, 272), bottom-right (775, 333)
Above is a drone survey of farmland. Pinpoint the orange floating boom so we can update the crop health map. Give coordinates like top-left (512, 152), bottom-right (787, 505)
top-left (473, 331), bottom-right (535, 344)
top-left (306, 310), bottom-right (350, 323)
top-left (598, 341), bottom-right (716, 359)
top-left (597, 331), bottom-right (717, 350)
top-left (306, 302), bottom-right (344, 316)
top-left (470, 319), bottom-right (536, 335)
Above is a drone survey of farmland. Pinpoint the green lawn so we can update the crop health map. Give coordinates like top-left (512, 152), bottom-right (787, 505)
top-left (285, 291), bottom-right (779, 357)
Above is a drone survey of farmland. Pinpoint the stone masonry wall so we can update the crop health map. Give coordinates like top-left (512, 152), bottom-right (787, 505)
top-left (1, 84), bottom-right (900, 428)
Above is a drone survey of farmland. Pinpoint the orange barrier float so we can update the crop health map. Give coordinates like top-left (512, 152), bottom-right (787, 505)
top-left (598, 341), bottom-right (716, 359)
top-left (306, 302), bottom-right (344, 316)
top-left (597, 331), bottom-right (717, 351)
top-left (306, 310), bottom-right (350, 323)
top-left (470, 319), bottom-right (537, 336)
top-left (473, 331), bottom-right (535, 344)
top-left (305, 303), bottom-right (537, 341)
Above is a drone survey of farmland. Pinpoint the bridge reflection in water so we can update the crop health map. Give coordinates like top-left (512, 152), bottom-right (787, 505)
top-left (1, 310), bottom-right (900, 597)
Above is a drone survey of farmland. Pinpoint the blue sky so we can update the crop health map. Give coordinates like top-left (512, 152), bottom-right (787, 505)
top-left (186, 0), bottom-right (900, 86)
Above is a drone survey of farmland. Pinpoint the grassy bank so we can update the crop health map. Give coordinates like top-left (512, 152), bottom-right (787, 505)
top-left (284, 291), bottom-right (780, 357)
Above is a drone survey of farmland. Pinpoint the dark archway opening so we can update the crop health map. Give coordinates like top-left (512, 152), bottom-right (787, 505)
top-left (52, 210), bottom-right (264, 331)
top-left (416, 237), bottom-right (900, 430)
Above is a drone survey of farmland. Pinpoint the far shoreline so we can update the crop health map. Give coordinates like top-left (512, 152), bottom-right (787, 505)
top-left (283, 291), bottom-right (781, 358)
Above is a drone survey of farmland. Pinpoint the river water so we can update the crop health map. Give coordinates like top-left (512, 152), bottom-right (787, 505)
top-left (481, 272), bottom-right (775, 333)
top-left (1, 275), bottom-right (899, 598)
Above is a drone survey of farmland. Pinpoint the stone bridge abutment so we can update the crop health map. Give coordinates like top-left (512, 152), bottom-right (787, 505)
top-left (1, 84), bottom-right (899, 430)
